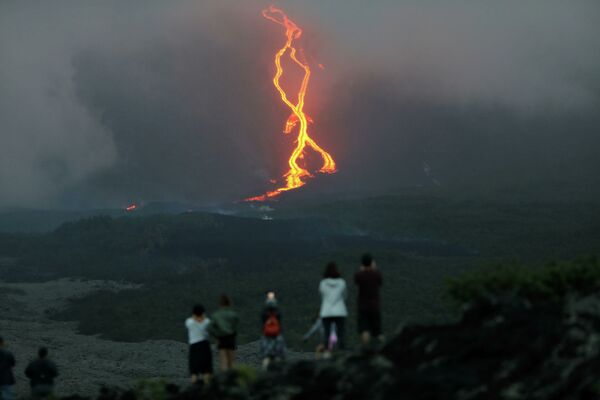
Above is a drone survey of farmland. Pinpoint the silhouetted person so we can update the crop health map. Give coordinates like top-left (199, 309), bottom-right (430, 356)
top-left (208, 294), bottom-right (239, 371)
top-left (24, 347), bottom-right (58, 399)
top-left (260, 291), bottom-right (286, 369)
top-left (319, 262), bottom-right (348, 353)
top-left (185, 304), bottom-right (212, 385)
top-left (354, 253), bottom-right (383, 345)
top-left (0, 337), bottom-right (16, 400)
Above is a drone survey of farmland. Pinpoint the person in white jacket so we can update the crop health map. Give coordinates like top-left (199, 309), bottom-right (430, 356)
top-left (319, 262), bottom-right (348, 351)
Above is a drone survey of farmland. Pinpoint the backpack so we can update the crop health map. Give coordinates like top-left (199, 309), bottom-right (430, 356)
top-left (263, 312), bottom-right (281, 337)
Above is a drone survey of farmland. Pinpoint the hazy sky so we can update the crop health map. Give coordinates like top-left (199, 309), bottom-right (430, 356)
top-left (1, 0), bottom-right (599, 208)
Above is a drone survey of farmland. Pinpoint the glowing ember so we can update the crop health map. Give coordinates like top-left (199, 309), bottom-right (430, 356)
top-left (246, 5), bottom-right (336, 202)
top-left (125, 204), bottom-right (137, 211)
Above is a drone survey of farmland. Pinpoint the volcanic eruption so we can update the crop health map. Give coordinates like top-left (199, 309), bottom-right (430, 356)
top-left (246, 5), bottom-right (337, 202)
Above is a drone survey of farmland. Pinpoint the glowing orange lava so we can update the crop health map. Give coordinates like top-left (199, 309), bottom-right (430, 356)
top-left (246, 5), bottom-right (336, 202)
top-left (125, 204), bottom-right (137, 211)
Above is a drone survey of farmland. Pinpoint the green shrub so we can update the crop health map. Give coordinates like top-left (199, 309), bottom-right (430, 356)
top-left (134, 379), bottom-right (169, 400)
top-left (234, 364), bottom-right (258, 388)
top-left (447, 256), bottom-right (600, 305)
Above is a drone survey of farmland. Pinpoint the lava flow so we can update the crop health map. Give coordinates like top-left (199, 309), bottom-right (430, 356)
top-left (246, 5), bottom-right (336, 202)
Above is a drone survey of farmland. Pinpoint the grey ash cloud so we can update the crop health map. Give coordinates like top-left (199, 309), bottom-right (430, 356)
top-left (1, 0), bottom-right (599, 207)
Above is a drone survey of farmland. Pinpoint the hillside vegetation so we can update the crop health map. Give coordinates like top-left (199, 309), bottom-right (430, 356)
top-left (1, 194), bottom-right (599, 349)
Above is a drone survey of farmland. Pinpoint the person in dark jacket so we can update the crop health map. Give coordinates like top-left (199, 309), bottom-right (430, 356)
top-left (24, 347), bottom-right (58, 399)
top-left (0, 337), bottom-right (16, 400)
top-left (354, 253), bottom-right (384, 345)
top-left (207, 294), bottom-right (239, 371)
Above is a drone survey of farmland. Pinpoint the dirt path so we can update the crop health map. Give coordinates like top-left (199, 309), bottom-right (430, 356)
top-left (0, 279), bottom-right (309, 397)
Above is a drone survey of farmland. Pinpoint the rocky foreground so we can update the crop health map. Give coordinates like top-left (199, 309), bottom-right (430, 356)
top-left (56, 292), bottom-right (600, 400)
top-left (4, 258), bottom-right (600, 400)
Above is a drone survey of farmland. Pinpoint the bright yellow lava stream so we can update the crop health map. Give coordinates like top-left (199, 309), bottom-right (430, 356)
top-left (246, 5), bottom-right (336, 202)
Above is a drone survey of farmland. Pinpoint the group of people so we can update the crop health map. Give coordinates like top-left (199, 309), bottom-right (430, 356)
top-left (0, 253), bottom-right (383, 397)
top-left (308, 253), bottom-right (384, 354)
top-left (0, 338), bottom-right (58, 400)
top-left (185, 294), bottom-right (239, 385)
top-left (185, 253), bottom-right (384, 384)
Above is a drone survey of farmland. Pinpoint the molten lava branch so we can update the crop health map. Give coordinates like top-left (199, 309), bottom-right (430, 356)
top-left (245, 6), bottom-right (337, 202)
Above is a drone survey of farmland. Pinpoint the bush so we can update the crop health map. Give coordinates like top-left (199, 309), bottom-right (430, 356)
top-left (447, 255), bottom-right (600, 305)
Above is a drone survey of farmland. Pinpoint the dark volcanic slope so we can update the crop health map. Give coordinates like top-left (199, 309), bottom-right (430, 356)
top-left (1, 211), bottom-right (464, 281)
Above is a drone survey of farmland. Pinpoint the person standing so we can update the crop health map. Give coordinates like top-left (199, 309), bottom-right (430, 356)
top-left (260, 291), bottom-right (286, 369)
top-left (319, 262), bottom-right (348, 352)
top-left (185, 304), bottom-right (213, 385)
top-left (208, 294), bottom-right (239, 371)
top-left (354, 253), bottom-right (383, 345)
top-left (24, 347), bottom-right (58, 399)
top-left (0, 337), bottom-right (16, 400)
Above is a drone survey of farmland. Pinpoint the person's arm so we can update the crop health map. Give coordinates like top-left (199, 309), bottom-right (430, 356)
top-left (229, 311), bottom-right (239, 334)
top-left (207, 316), bottom-right (216, 336)
top-left (25, 362), bottom-right (32, 378)
top-left (343, 280), bottom-right (348, 300)
top-left (302, 319), bottom-right (322, 341)
top-left (10, 353), bottom-right (15, 367)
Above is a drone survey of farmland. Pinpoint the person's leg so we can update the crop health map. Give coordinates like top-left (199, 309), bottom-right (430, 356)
top-left (373, 311), bottom-right (384, 343)
top-left (315, 344), bottom-right (325, 359)
top-left (227, 349), bottom-right (235, 369)
top-left (202, 373), bottom-right (212, 385)
top-left (357, 310), bottom-right (371, 345)
top-left (32, 385), bottom-right (53, 400)
top-left (189, 343), bottom-right (200, 383)
top-left (219, 349), bottom-right (229, 371)
top-left (4, 385), bottom-right (13, 400)
top-left (361, 331), bottom-right (371, 345)
top-left (322, 317), bottom-right (332, 349)
top-left (189, 349), bottom-right (198, 383)
top-left (278, 335), bottom-right (287, 360)
top-left (336, 317), bottom-right (346, 350)
top-left (262, 357), bottom-right (270, 369)
top-left (1, 385), bottom-right (14, 400)
top-left (202, 341), bottom-right (213, 383)
top-left (321, 317), bottom-right (334, 357)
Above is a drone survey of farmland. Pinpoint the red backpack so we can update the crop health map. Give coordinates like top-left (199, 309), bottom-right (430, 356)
top-left (263, 312), bottom-right (281, 337)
